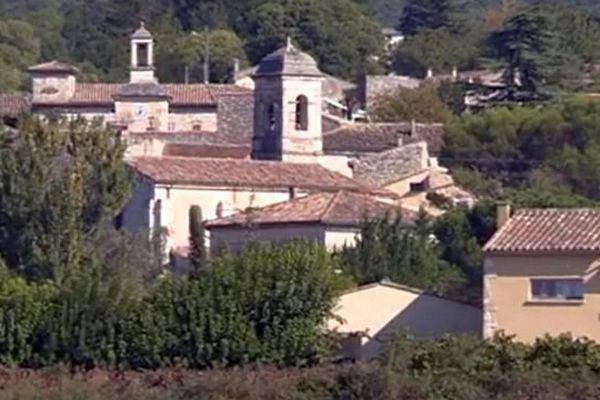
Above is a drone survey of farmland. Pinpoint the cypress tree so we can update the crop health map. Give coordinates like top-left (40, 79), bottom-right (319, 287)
top-left (188, 205), bottom-right (207, 271)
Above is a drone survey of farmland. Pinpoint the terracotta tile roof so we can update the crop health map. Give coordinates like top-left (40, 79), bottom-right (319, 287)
top-left (128, 156), bottom-right (393, 196)
top-left (484, 208), bottom-right (600, 254)
top-left (323, 122), bottom-right (445, 154)
top-left (28, 60), bottom-right (78, 74)
top-left (162, 144), bottom-right (250, 159)
top-left (206, 191), bottom-right (413, 228)
top-left (0, 93), bottom-right (31, 117)
top-left (33, 83), bottom-right (250, 107)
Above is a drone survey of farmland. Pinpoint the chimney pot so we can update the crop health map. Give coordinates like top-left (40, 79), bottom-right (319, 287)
top-left (496, 201), bottom-right (511, 229)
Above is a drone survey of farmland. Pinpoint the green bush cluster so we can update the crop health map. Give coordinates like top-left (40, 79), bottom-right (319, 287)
top-left (4, 333), bottom-right (600, 399)
top-left (0, 241), bottom-right (338, 369)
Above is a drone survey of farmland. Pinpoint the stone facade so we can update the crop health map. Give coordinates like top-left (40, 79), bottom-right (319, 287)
top-left (357, 75), bottom-right (421, 110)
top-left (252, 41), bottom-right (324, 163)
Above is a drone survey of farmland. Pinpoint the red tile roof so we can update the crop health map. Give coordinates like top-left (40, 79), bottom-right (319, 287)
top-left (0, 93), bottom-right (30, 117)
top-left (206, 191), bottom-right (412, 228)
top-left (33, 83), bottom-right (250, 107)
top-left (323, 122), bottom-right (445, 154)
top-left (484, 208), bottom-right (600, 254)
top-left (128, 156), bottom-right (392, 196)
top-left (162, 144), bottom-right (250, 159)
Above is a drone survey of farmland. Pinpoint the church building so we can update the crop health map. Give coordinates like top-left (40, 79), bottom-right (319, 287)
top-left (0, 23), bottom-right (473, 263)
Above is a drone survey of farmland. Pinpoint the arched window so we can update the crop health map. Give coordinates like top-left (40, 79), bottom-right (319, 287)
top-left (266, 103), bottom-right (276, 132)
top-left (137, 43), bottom-right (148, 67)
top-left (295, 95), bottom-right (308, 130)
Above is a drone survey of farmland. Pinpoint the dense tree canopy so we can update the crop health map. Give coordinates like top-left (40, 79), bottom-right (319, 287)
top-left (443, 97), bottom-right (600, 205)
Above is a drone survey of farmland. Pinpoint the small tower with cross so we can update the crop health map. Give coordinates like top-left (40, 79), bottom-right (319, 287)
top-left (130, 22), bottom-right (156, 83)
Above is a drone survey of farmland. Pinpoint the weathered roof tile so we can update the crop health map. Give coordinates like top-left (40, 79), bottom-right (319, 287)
top-left (128, 156), bottom-right (393, 196)
top-left (323, 122), bottom-right (444, 154)
top-left (484, 208), bottom-right (600, 254)
top-left (206, 190), bottom-right (413, 228)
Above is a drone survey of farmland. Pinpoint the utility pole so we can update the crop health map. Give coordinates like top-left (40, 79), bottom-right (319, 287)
top-left (203, 26), bottom-right (210, 84)
top-left (184, 65), bottom-right (189, 84)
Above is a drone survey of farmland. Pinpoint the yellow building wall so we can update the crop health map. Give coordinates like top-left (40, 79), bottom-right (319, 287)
top-left (329, 284), bottom-right (482, 360)
top-left (484, 254), bottom-right (600, 342)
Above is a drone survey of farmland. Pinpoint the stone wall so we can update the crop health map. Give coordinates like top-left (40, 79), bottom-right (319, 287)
top-left (358, 75), bottom-right (421, 110)
top-left (350, 141), bottom-right (429, 187)
top-left (217, 93), bottom-right (254, 143)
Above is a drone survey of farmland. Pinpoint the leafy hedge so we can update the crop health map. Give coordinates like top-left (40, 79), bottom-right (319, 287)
top-left (0, 241), bottom-right (337, 369)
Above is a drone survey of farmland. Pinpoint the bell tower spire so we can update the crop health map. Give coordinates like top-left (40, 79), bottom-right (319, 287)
top-left (130, 21), bottom-right (156, 83)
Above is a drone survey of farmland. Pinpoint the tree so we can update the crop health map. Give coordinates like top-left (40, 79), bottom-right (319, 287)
top-left (398, 0), bottom-right (462, 36)
top-left (339, 213), bottom-right (464, 295)
top-left (488, 5), bottom-right (593, 95)
top-left (369, 83), bottom-right (451, 122)
top-left (158, 29), bottom-right (248, 83)
top-left (237, 0), bottom-right (385, 79)
top-left (0, 19), bottom-right (40, 90)
top-left (0, 116), bottom-right (131, 281)
top-left (188, 205), bottom-right (206, 271)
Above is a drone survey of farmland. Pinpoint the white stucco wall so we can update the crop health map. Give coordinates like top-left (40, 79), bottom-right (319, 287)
top-left (329, 284), bottom-right (482, 360)
top-left (319, 154), bottom-right (352, 177)
top-left (324, 228), bottom-right (359, 251)
top-left (122, 180), bottom-right (304, 250)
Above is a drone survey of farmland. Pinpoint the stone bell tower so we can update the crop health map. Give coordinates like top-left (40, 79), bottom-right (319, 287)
top-left (130, 22), bottom-right (156, 83)
top-left (251, 38), bottom-right (323, 164)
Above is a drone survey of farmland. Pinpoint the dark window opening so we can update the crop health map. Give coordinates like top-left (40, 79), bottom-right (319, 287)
top-left (295, 95), bottom-right (308, 130)
top-left (137, 43), bottom-right (149, 67)
top-left (267, 103), bottom-right (276, 133)
top-left (410, 177), bottom-right (430, 193)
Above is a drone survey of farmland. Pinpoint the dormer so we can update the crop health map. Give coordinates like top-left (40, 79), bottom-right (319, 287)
top-left (130, 22), bottom-right (156, 83)
top-left (28, 61), bottom-right (78, 103)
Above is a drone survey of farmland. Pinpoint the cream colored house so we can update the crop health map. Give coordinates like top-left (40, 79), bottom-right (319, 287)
top-left (205, 190), bottom-right (409, 255)
top-left (483, 204), bottom-right (600, 342)
top-left (329, 282), bottom-right (482, 360)
top-left (121, 156), bottom-right (388, 257)
top-left (27, 23), bottom-right (253, 156)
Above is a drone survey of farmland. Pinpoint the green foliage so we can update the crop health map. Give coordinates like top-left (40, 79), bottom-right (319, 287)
top-left (0, 117), bottom-right (131, 281)
top-left (433, 200), bottom-right (496, 303)
top-left (157, 29), bottom-right (248, 83)
top-left (339, 213), bottom-right (464, 296)
top-left (443, 97), bottom-right (600, 204)
top-left (398, 0), bottom-right (463, 35)
top-left (238, 0), bottom-right (385, 79)
top-left (369, 83), bottom-right (451, 122)
top-left (188, 205), bottom-right (207, 272)
top-left (0, 19), bottom-right (40, 90)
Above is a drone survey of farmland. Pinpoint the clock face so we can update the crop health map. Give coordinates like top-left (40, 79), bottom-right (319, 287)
top-left (133, 104), bottom-right (147, 118)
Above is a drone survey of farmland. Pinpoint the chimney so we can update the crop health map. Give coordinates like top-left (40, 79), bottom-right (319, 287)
top-left (397, 134), bottom-right (404, 147)
top-left (496, 201), bottom-right (511, 229)
top-left (452, 66), bottom-right (458, 80)
top-left (233, 58), bottom-right (240, 77)
top-left (410, 119), bottom-right (416, 136)
top-left (288, 187), bottom-right (296, 200)
top-left (426, 68), bottom-right (433, 79)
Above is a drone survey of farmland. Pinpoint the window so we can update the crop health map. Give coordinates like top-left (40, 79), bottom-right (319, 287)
top-left (137, 43), bottom-right (148, 67)
top-left (295, 95), bottom-right (308, 130)
top-left (192, 120), bottom-right (202, 131)
top-left (267, 103), bottom-right (276, 132)
top-left (147, 116), bottom-right (157, 131)
top-left (530, 278), bottom-right (584, 301)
